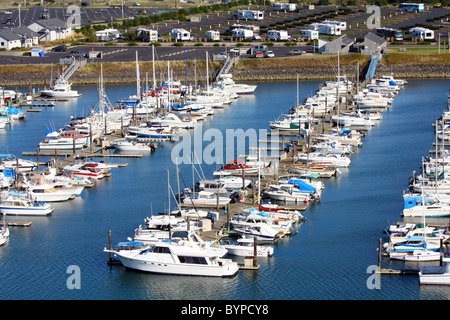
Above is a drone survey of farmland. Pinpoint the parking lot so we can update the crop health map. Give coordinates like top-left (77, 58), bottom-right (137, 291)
top-left (0, 4), bottom-right (448, 66)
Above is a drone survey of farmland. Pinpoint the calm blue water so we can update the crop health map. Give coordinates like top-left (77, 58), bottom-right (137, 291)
top-left (0, 79), bottom-right (450, 301)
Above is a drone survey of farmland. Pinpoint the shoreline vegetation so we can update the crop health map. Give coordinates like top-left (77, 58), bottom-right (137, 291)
top-left (1, 52), bottom-right (449, 87)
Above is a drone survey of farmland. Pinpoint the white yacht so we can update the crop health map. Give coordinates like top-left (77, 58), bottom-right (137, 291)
top-left (105, 231), bottom-right (239, 277)
top-left (0, 192), bottom-right (54, 216)
top-left (40, 78), bottom-right (81, 98)
top-left (215, 74), bottom-right (257, 95)
top-left (220, 237), bottom-right (274, 257)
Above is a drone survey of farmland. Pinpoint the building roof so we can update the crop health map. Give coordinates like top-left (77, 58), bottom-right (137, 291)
top-left (30, 18), bottom-right (68, 30)
top-left (10, 26), bottom-right (38, 38)
top-left (0, 29), bottom-right (22, 41)
top-left (364, 32), bottom-right (386, 45)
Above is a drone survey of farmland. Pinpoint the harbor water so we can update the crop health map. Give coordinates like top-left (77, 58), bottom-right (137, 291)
top-left (1, 79), bottom-right (450, 300)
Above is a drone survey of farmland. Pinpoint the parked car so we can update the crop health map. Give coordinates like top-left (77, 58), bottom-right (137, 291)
top-left (229, 48), bottom-right (240, 53)
top-left (289, 49), bottom-right (306, 55)
top-left (51, 45), bottom-right (67, 52)
top-left (265, 50), bottom-right (275, 58)
top-left (133, 2), bottom-right (141, 5)
top-left (70, 50), bottom-right (88, 58)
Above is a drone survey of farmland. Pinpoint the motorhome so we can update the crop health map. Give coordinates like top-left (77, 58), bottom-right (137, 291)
top-left (273, 3), bottom-right (296, 11)
top-left (409, 27), bottom-right (434, 40)
top-left (171, 28), bottom-right (191, 41)
top-left (323, 20), bottom-right (347, 31)
top-left (205, 30), bottom-right (220, 41)
top-left (300, 29), bottom-right (319, 40)
top-left (309, 23), bottom-right (341, 36)
top-left (266, 29), bottom-right (290, 41)
top-left (135, 28), bottom-right (158, 42)
top-left (231, 28), bottom-right (254, 40)
top-left (376, 27), bottom-right (404, 41)
top-left (234, 10), bottom-right (264, 21)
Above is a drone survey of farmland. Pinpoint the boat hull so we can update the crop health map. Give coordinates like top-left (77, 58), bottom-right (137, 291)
top-left (117, 255), bottom-right (238, 277)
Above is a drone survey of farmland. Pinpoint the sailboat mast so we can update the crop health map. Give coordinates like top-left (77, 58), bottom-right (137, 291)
top-left (136, 51), bottom-right (140, 98)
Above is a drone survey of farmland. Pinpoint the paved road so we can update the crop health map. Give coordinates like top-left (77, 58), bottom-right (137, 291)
top-left (0, 44), bottom-right (311, 65)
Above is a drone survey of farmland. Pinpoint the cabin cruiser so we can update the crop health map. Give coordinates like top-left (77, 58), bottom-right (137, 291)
top-left (40, 77), bottom-right (81, 98)
top-left (39, 131), bottom-right (86, 151)
top-left (105, 231), bottom-right (239, 277)
top-left (149, 113), bottom-right (195, 129)
top-left (0, 191), bottom-right (54, 216)
top-left (214, 73), bottom-right (257, 95)
top-left (220, 236), bottom-right (274, 257)
top-left (295, 152), bottom-right (351, 168)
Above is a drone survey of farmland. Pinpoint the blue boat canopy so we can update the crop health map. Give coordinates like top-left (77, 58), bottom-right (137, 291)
top-left (403, 196), bottom-right (428, 209)
top-left (287, 179), bottom-right (316, 192)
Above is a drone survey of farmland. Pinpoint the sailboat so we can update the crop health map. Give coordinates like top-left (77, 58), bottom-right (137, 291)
top-left (389, 159), bottom-right (441, 261)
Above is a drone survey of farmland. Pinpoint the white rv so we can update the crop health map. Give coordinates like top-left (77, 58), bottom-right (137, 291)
top-left (235, 10), bottom-right (264, 21)
top-left (135, 28), bottom-right (158, 42)
top-left (95, 28), bottom-right (120, 41)
top-left (171, 28), bottom-right (191, 41)
top-left (323, 20), bottom-right (347, 31)
top-left (309, 23), bottom-right (341, 36)
top-left (205, 30), bottom-right (220, 41)
top-left (232, 28), bottom-right (254, 40)
top-left (409, 27), bottom-right (435, 40)
top-left (266, 30), bottom-right (290, 41)
top-left (300, 29), bottom-right (319, 40)
top-left (273, 3), bottom-right (297, 11)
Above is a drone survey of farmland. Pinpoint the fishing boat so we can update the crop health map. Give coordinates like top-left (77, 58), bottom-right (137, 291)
top-left (40, 77), bottom-right (81, 98)
top-left (220, 237), bottom-right (274, 257)
top-left (112, 139), bottom-right (157, 152)
top-left (419, 258), bottom-right (450, 285)
top-left (38, 131), bottom-right (85, 150)
top-left (0, 192), bottom-right (54, 216)
top-left (105, 231), bottom-right (239, 277)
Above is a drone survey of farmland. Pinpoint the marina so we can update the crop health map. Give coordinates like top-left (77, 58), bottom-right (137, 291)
top-left (0, 74), bottom-right (450, 299)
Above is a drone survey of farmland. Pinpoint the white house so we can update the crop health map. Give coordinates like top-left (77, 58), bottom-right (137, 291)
top-left (28, 18), bottom-right (72, 42)
top-left (11, 26), bottom-right (39, 48)
top-left (171, 28), bottom-right (191, 41)
top-left (205, 30), bottom-right (220, 41)
top-left (409, 27), bottom-right (435, 40)
top-left (0, 30), bottom-right (22, 50)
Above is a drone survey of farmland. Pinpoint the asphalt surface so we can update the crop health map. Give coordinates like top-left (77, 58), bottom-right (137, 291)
top-left (0, 5), bottom-right (448, 65)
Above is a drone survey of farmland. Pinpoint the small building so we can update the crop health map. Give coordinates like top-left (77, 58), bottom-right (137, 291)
top-left (355, 32), bottom-right (387, 55)
top-left (0, 29), bottom-right (22, 50)
top-left (317, 35), bottom-right (354, 54)
top-left (30, 47), bottom-right (45, 57)
top-left (28, 18), bottom-right (72, 42)
top-left (171, 28), bottom-right (191, 41)
top-left (409, 27), bottom-right (435, 41)
top-left (205, 30), bottom-right (220, 41)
